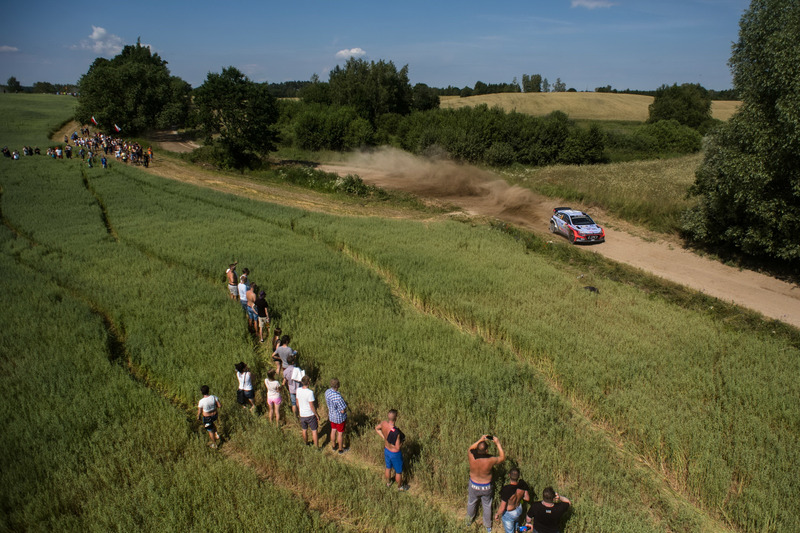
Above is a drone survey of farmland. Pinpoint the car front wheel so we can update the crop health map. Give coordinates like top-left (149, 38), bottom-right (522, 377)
top-left (550, 221), bottom-right (557, 233)
top-left (569, 230), bottom-right (576, 244)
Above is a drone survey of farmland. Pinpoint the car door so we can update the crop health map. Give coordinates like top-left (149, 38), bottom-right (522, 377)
top-left (557, 213), bottom-right (569, 235)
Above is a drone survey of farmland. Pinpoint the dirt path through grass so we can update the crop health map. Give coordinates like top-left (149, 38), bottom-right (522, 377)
top-left (317, 156), bottom-right (800, 329)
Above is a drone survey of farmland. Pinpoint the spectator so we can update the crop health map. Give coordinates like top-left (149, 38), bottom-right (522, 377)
top-left (375, 409), bottom-right (408, 491)
top-left (271, 327), bottom-right (283, 352)
top-left (246, 283), bottom-right (258, 332)
top-left (225, 262), bottom-right (238, 300)
top-left (235, 361), bottom-right (255, 411)
top-left (466, 435), bottom-right (506, 532)
top-left (524, 486), bottom-right (570, 533)
top-left (196, 385), bottom-right (221, 448)
top-left (237, 270), bottom-right (250, 318)
top-left (495, 468), bottom-right (531, 533)
top-left (324, 378), bottom-right (348, 454)
top-left (296, 375), bottom-right (319, 447)
top-left (254, 290), bottom-right (270, 343)
top-left (264, 369), bottom-right (282, 425)
top-left (282, 355), bottom-right (302, 417)
top-left (272, 334), bottom-right (297, 373)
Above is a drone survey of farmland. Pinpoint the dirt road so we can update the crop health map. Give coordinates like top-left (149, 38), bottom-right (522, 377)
top-left (318, 150), bottom-right (800, 329)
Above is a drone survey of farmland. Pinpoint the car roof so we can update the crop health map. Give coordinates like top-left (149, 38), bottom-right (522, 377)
top-left (557, 209), bottom-right (587, 217)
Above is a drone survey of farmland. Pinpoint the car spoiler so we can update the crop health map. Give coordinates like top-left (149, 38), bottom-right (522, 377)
top-left (553, 206), bottom-right (572, 213)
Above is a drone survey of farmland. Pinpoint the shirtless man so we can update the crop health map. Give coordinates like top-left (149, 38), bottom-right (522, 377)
top-left (466, 435), bottom-right (506, 532)
top-left (197, 385), bottom-right (221, 448)
top-left (375, 409), bottom-right (409, 491)
top-left (246, 283), bottom-right (258, 331)
top-left (225, 262), bottom-right (238, 299)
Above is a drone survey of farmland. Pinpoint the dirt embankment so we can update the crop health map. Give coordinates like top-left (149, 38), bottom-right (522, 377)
top-left (319, 148), bottom-right (800, 329)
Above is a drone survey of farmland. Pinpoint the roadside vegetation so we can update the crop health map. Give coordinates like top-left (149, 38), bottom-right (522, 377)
top-left (2, 95), bottom-right (798, 532)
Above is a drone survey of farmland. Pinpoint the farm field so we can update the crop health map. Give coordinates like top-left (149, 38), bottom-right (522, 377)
top-left (2, 95), bottom-right (799, 533)
top-left (440, 93), bottom-right (740, 122)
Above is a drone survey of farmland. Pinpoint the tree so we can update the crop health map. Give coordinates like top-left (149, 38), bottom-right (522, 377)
top-left (328, 58), bottom-right (412, 123)
top-left (33, 81), bottom-right (56, 94)
top-left (299, 74), bottom-right (331, 104)
top-left (411, 83), bottom-right (440, 111)
top-left (647, 83), bottom-right (712, 129)
top-left (553, 78), bottom-right (567, 92)
top-left (193, 66), bottom-right (279, 168)
top-left (75, 40), bottom-right (191, 133)
top-left (6, 76), bottom-right (22, 93)
top-left (522, 74), bottom-right (542, 93)
top-left (683, 0), bottom-right (800, 263)
top-left (542, 78), bottom-right (550, 93)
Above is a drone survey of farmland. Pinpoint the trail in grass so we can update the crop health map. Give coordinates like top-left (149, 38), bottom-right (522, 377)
top-left (331, 243), bottom-right (735, 533)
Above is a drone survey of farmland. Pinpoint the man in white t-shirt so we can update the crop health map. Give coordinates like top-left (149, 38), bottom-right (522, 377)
top-left (296, 375), bottom-right (319, 448)
top-left (196, 385), bottom-right (221, 448)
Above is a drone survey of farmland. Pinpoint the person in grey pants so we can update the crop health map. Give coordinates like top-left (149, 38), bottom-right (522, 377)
top-left (466, 435), bottom-right (506, 532)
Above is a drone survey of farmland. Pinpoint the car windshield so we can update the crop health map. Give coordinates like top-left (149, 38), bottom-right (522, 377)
top-left (570, 216), bottom-right (594, 225)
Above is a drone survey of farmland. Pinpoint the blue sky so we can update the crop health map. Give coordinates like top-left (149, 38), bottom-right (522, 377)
top-left (0, 0), bottom-right (749, 91)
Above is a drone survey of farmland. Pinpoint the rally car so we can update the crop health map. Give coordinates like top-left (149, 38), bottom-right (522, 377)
top-left (550, 207), bottom-right (605, 244)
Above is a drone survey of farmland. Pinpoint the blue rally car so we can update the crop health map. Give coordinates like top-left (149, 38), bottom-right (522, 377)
top-left (549, 207), bottom-right (605, 244)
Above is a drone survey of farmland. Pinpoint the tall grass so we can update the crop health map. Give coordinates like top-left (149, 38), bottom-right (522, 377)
top-left (502, 153), bottom-right (702, 233)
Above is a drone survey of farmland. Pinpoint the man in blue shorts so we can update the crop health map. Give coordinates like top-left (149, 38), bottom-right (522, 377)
top-left (467, 434), bottom-right (506, 532)
top-left (375, 409), bottom-right (408, 491)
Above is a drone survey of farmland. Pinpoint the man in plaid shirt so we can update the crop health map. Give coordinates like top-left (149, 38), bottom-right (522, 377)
top-left (324, 378), bottom-right (349, 454)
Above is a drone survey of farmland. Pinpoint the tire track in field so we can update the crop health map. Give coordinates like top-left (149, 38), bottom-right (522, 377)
top-left (80, 166), bottom-right (119, 241)
top-left (334, 243), bottom-right (735, 533)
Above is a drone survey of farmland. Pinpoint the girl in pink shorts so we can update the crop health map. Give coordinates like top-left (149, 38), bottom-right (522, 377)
top-left (265, 370), bottom-right (282, 424)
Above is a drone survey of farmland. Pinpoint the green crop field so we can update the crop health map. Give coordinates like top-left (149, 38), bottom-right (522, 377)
top-left (1, 95), bottom-right (798, 533)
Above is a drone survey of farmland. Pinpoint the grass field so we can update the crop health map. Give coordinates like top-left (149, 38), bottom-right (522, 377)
top-left (503, 153), bottom-right (703, 233)
top-left (2, 95), bottom-right (798, 533)
top-left (441, 93), bottom-right (740, 122)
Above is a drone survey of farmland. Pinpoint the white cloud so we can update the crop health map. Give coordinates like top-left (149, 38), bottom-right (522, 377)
top-left (571, 0), bottom-right (616, 8)
top-left (0, 45), bottom-right (19, 52)
top-left (335, 47), bottom-right (366, 59)
top-left (73, 26), bottom-right (124, 55)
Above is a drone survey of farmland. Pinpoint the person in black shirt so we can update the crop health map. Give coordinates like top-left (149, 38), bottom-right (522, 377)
top-left (494, 468), bottom-right (531, 533)
top-left (525, 486), bottom-right (570, 533)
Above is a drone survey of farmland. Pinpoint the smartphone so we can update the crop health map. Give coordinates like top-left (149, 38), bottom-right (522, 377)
top-left (486, 435), bottom-right (494, 441)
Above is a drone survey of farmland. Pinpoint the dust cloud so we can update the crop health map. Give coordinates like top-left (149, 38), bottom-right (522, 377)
top-left (335, 148), bottom-right (549, 228)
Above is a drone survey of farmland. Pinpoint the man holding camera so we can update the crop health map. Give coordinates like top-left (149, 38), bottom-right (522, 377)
top-left (466, 434), bottom-right (506, 532)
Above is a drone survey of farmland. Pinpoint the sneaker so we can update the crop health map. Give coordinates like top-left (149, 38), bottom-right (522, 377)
top-left (338, 448), bottom-right (349, 455)
top-left (209, 443), bottom-right (217, 449)
top-left (465, 516), bottom-right (473, 528)
top-left (306, 442), bottom-right (312, 446)
top-left (331, 445), bottom-right (338, 452)
top-left (398, 484), bottom-right (410, 492)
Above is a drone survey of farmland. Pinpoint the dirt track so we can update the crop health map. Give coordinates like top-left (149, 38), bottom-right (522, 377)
top-left (317, 150), bottom-right (800, 329)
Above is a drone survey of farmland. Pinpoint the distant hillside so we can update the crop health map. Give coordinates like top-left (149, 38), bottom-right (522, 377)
top-left (440, 93), bottom-right (740, 122)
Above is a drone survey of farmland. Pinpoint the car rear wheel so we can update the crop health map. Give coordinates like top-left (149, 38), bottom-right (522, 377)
top-left (569, 230), bottom-right (576, 244)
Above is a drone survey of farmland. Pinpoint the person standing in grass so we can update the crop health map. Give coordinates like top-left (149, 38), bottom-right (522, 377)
top-left (495, 468), bottom-right (531, 533)
top-left (282, 355), bottom-right (301, 417)
top-left (246, 283), bottom-right (258, 332)
top-left (237, 270), bottom-right (250, 317)
top-left (324, 378), bottom-right (348, 454)
top-left (296, 375), bottom-right (319, 447)
top-left (272, 334), bottom-right (297, 373)
top-left (197, 385), bottom-right (221, 448)
top-left (375, 409), bottom-right (408, 491)
top-left (524, 486), bottom-right (570, 533)
top-left (235, 361), bottom-right (255, 411)
top-left (255, 290), bottom-right (270, 343)
top-left (225, 262), bottom-right (238, 300)
top-left (466, 435), bottom-right (506, 532)
top-left (264, 369), bottom-right (282, 424)
top-left (271, 327), bottom-right (282, 352)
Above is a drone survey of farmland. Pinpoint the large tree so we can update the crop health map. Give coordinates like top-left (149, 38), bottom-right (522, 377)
top-left (683, 0), bottom-right (800, 263)
top-left (76, 40), bottom-right (190, 133)
top-left (328, 58), bottom-right (412, 123)
top-left (647, 83), bottom-right (712, 130)
top-left (6, 76), bottom-right (22, 93)
top-left (193, 66), bottom-right (279, 167)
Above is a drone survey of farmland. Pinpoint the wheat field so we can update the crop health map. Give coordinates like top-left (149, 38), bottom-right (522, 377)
top-left (441, 93), bottom-right (740, 122)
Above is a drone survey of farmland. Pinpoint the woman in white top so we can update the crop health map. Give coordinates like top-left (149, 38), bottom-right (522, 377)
top-left (264, 369), bottom-right (282, 424)
top-left (235, 361), bottom-right (255, 411)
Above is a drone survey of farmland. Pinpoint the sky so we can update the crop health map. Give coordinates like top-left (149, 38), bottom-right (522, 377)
top-left (0, 0), bottom-right (750, 91)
